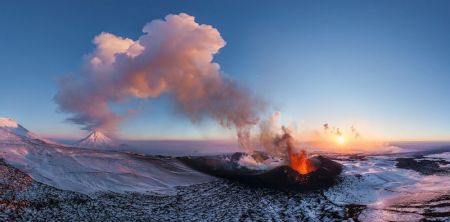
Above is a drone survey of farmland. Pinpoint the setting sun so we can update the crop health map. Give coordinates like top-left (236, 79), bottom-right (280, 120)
top-left (336, 135), bottom-right (346, 145)
top-left (1, 2), bottom-right (449, 221)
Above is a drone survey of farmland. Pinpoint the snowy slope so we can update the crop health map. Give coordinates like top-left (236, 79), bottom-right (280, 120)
top-left (1, 117), bottom-right (449, 221)
top-left (324, 155), bottom-right (450, 221)
top-left (0, 118), bottom-right (213, 195)
top-left (0, 118), bottom-right (55, 145)
top-left (1, 117), bottom-right (37, 142)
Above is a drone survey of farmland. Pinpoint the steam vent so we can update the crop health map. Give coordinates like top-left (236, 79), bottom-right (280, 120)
top-left (179, 153), bottom-right (343, 190)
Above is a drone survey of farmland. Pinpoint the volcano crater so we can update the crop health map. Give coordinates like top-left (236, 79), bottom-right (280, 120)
top-left (179, 153), bottom-right (343, 191)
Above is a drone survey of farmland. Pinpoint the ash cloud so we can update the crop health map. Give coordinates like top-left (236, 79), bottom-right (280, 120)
top-left (55, 13), bottom-right (263, 146)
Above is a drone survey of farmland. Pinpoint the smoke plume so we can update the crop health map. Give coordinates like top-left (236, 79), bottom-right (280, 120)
top-left (55, 13), bottom-right (263, 147)
top-left (323, 123), bottom-right (361, 139)
top-left (257, 112), bottom-right (299, 158)
top-left (259, 111), bottom-right (282, 155)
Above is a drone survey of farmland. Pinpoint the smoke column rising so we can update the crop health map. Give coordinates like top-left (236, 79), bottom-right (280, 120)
top-left (55, 13), bottom-right (263, 148)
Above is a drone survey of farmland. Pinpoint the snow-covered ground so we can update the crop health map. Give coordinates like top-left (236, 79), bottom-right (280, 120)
top-left (0, 118), bottom-right (213, 195)
top-left (328, 156), bottom-right (450, 205)
top-left (1, 118), bottom-right (449, 221)
top-left (326, 155), bottom-right (450, 221)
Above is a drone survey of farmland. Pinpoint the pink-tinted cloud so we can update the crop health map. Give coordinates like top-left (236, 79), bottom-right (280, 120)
top-left (55, 13), bottom-right (263, 145)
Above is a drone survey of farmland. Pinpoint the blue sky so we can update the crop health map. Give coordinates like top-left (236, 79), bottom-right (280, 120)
top-left (1, 0), bottom-right (449, 141)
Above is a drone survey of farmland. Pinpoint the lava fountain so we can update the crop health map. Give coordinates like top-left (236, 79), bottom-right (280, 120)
top-left (288, 150), bottom-right (317, 174)
top-left (179, 122), bottom-right (343, 190)
top-left (275, 126), bottom-right (318, 174)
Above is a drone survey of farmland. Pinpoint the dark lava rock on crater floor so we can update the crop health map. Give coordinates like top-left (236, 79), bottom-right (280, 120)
top-left (395, 157), bottom-right (450, 175)
top-left (178, 153), bottom-right (343, 190)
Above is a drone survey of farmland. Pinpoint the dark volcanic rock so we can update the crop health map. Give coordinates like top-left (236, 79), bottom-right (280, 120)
top-left (0, 158), bottom-right (352, 221)
top-left (178, 154), bottom-right (343, 190)
top-left (395, 158), bottom-right (449, 175)
top-left (230, 152), bottom-right (244, 162)
top-left (2, 157), bottom-right (448, 221)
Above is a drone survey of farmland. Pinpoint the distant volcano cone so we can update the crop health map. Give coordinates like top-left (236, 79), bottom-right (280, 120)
top-left (77, 131), bottom-right (117, 149)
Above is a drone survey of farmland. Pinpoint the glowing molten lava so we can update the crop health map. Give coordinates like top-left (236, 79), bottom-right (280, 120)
top-left (288, 150), bottom-right (317, 174)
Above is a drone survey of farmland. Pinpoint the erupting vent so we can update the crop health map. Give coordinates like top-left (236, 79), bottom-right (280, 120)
top-left (289, 150), bottom-right (317, 174)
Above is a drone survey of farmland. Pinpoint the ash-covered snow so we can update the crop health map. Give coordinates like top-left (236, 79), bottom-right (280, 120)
top-left (2, 157), bottom-right (449, 221)
top-left (324, 155), bottom-right (450, 221)
top-left (0, 159), bottom-right (358, 221)
top-left (425, 152), bottom-right (450, 161)
top-left (1, 118), bottom-right (450, 221)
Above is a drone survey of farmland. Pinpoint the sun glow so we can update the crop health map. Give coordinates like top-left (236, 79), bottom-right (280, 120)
top-left (336, 135), bottom-right (346, 145)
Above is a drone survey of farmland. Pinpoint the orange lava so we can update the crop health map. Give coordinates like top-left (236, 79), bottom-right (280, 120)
top-left (288, 150), bottom-right (316, 174)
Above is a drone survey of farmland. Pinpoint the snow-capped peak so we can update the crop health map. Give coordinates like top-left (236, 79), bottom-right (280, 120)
top-left (0, 117), bottom-right (56, 145)
top-left (77, 131), bottom-right (117, 149)
top-left (0, 117), bottom-right (31, 138)
top-left (0, 118), bottom-right (19, 128)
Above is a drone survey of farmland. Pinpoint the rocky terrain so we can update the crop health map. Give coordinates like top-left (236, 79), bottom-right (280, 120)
top-left (2, 156), bottom-right (450, 222)
top-left (1, 158), bottom-right (361, 221)
top-left (1, 119), bottom-right (450, 221)
top-left (396, 156), bottom-right (450, 175)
